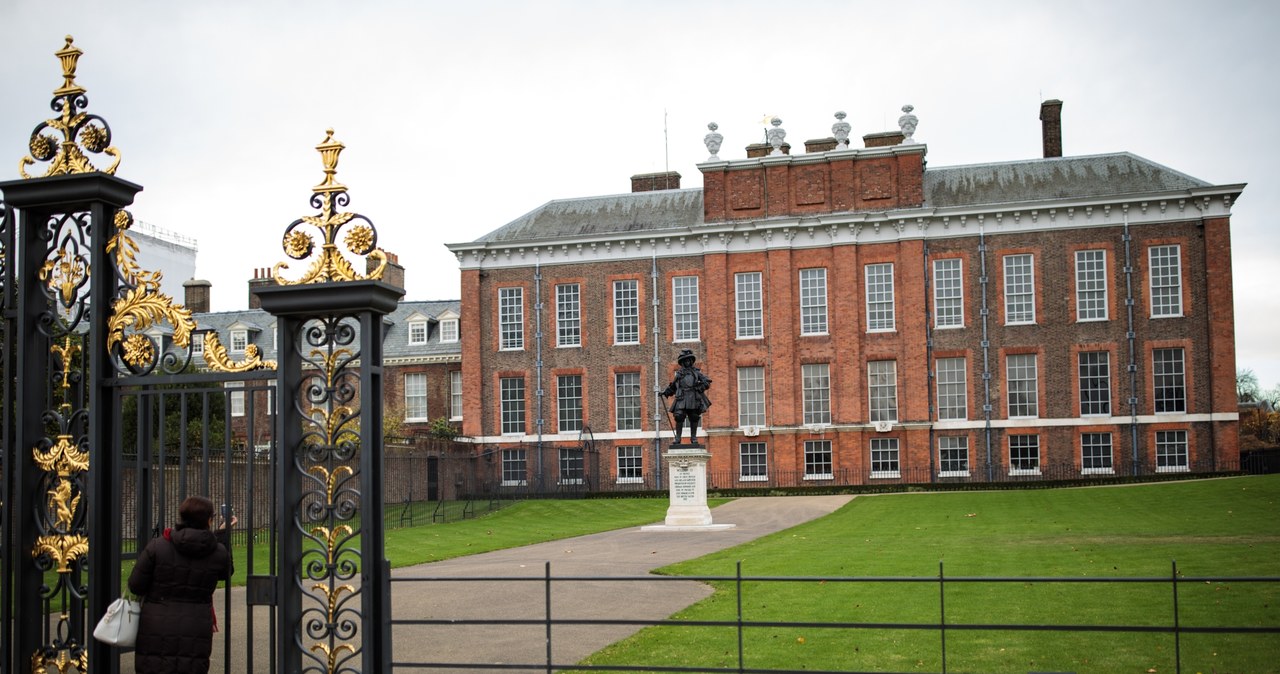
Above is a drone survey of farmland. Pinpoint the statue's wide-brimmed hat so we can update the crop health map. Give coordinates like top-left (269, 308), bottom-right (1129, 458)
top-left (677, 349), bottom-right (696, 364)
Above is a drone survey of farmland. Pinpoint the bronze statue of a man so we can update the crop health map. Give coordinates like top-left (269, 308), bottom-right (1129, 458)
top-left (661, 349), bottom-right (712, 446)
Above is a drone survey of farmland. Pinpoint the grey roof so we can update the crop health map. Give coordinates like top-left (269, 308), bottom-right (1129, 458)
top-left (923, 152), bottom-right (1211, 208)
top-left (192, 299), bottom-right (461, 363)
top-left (473, 188), bottom-right (704, 244)
top-left (467, 153), bottom-right (1214, 245)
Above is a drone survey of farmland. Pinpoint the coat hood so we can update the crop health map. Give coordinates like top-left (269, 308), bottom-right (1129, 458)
top-left (168, 524), bottom-right (220, 559)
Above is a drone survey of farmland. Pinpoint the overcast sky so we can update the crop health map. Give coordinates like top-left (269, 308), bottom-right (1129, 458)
top-left (2, 0), bottom-right (1278, 387)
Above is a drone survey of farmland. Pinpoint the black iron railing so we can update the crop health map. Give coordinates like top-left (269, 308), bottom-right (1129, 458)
top-left (389, 561), bottom-right (1280, 674)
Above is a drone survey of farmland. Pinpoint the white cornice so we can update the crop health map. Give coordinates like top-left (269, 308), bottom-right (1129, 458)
top-left (452, 185), bottom-right (1243, 271)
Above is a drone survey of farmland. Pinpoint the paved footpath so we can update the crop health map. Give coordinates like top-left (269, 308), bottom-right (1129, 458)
top-left (200, 495), bottom-right (853, 674)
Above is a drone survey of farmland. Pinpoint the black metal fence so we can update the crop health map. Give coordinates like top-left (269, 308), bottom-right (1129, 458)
top-left (390, 560), bottom-right (1280, 674)
top-left (704, 458), bottom-right (1246, 493)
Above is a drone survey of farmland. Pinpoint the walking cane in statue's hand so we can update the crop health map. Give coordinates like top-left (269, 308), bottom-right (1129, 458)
top-left (660, 389), bottom-right (677, 439)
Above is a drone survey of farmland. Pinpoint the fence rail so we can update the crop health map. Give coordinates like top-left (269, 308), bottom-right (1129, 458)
top-left (389, 561), bottom-right (1280, 674)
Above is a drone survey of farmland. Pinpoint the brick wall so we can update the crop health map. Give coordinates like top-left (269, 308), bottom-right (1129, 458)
top-left (461, 216), bottom-right (1237, 486)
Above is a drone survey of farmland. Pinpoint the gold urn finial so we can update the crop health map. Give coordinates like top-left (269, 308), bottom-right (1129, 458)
top-left (272, 129), bottom-right (387, 285)
top-left (18, 34), bottom-right (120, 178)
top-left (313, 128), bottom-right (347, 194)
top-left (53, 35), bottom-right (86, 97)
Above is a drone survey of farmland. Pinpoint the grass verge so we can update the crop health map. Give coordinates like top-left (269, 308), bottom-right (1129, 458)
top-left (577, 476), bottom-right (1280, 674)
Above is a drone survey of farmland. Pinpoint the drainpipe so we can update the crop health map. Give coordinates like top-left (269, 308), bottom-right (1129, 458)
top-left (1122, 211), bottom-right (1139, 475)
top-left (924, 241), bottom-right (936, 482)
top-left (534, 262), bottom-right (545, 490)
top-left (978, 226), bottom-right (994, 481)
top-left (1197, 213), bottom-right (1217, 471)
top-left (651, 253), bottom-right (663, 488)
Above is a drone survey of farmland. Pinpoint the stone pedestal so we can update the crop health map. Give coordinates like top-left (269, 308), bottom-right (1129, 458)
top-left (641, 446), bottom-right (735, 532)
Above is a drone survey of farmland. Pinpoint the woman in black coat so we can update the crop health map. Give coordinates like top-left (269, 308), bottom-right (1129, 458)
top-left (128, 496), bottom-right (234, 674)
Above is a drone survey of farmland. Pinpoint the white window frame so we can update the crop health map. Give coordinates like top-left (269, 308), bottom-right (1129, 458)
top-left (404, 372), bottom-right (429, 422)
top-left (1078, 351), bottom-right (1111, 417)
top-left (613, 279), bottom-right (640, 345)
top-left (500, 377), bottom-right (525, 435)
top-left (865, 263), bottom-right (896, 332)
top-left (1153, 348), bottom-right (1186, 414)
top-left (556, 283), bottom-right (581, 348)
top-left (230, 329), bottom-right (248, 354)
top-left (501, 448), bottom-right (527, 486)
top-left (499, 287), bottom-right (524, 350)
top-left (803, 440), bottom-right (833, 480)
top-left (557, 374), bottom-right (583, 433)
top-left (449, 370), bottom-right (463, 420)
top-left (1075, 250), bottom-right (1109, 322)
top-left (558, 447), bottom-right (584, 485)
top-left (1149, 245), bottom-right (1183, 318)
top-left (868, 360), bottom-right (898, 423)
top-left (1156, 430), bottom-right (1189, 472)
top-left (801, 363), bottom-right (831, 426)
top-left (408, 320), bottom-right (428, 346)
top-left (739, 442), bottom-right (768, 482)
top-left (1006, 354), bottom-right (1039, 419)
top-left (1003, 254), bottom-right (1036, 325)
top-left (938, 436), bottom-right (970, 477)
top-left (1081, 432), bottom-right (1114, 475)
top-left (933, 258), bottom-right (964, 328)
top-left (1009, 434), bottom-right (1041, 476)
top-left (799, 268), bottom-right (828, 335)
top-left (737, 366), bottom-right (765, 428)
top-left (614, 372), bottom-right (641, 431)
top-left (870, 438), bottom-right (900, 479)
top-left (673, 276), bottom-right (700, 342)
top-left (936, 357), bottom-right (967, 421)
top-left (735, 272), bottom-right (764, 339)
top-left (616, 445), bottom-right (643, 484)
top-left (439, 318), bottom-right (459, 344)
top-left (227, 381), bottom-right (245, 417)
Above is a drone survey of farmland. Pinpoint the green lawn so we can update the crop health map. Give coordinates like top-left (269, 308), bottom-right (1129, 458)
top-left (198, 497), bottom-right (718, 586)
top-left (578, 476), bottom-right (1280, 674)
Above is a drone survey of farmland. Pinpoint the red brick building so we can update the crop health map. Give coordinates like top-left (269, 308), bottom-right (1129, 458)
top-left (448, 102), bottom-right (1244, 491)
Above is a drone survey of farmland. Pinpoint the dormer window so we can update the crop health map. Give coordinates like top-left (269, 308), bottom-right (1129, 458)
top-left (230, 330), bottom-right (248, 354)
top-left (408, 320), bottom-right (428, 345)
top-left (440, 319), bottom-right (458, 343)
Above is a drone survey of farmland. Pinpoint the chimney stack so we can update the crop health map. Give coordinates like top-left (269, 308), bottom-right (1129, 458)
top-left (862, 131), bottom-right (906, 148)
top-left (248, 268), bottom-right (274, 310)
top-left (372, 251), bottom-right (405, 290)
top-left (1040, 99), bottom-right (1063, 158)
top-left (630, 171), bottom-right (682, 193)
top-left (183, 279), bottom-right (211, 313)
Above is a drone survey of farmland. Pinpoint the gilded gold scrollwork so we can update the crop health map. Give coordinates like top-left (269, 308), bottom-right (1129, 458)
top-left (201, 335), bottom-right (277, 372)
top-left (105, 210), bottom-right (276, 373)
top-left (38, 247), bottom-right (89, 308)
top-left (309, 641), bottom-right (356, 674)
top-left (310, 524), bottom-right (354, 566)
top-left (50, 337), bottom-right (81, 391)
top-left (30, 648), bottom-right (87, 674)
top-left (34, 434), bottom-right (90, 475)
top-left (32, 534), bottom-right (88, 574)
top-left (273, 129), bottom-right (387, 285)
top-left (309, 465), bottom-right (354, 504)
top-left (19, 36), bottom-right (120, 179)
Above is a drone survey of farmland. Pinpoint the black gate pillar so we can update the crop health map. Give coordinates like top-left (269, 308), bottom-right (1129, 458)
top-left (257, 130), bottom-right (403, 674)
top-left (1, 36), bottom-right (140, 674)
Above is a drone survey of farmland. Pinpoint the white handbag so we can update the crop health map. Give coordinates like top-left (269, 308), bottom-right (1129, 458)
top-left (93, 596), bottom-right (141, 647)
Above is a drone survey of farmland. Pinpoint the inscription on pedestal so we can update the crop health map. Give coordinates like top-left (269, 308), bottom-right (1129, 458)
top-left (672, 468), bottom-right (698, 502)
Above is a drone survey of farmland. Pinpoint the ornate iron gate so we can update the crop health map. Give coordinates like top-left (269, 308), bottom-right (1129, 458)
top-left (1, 37), bottom-right (401, 674)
